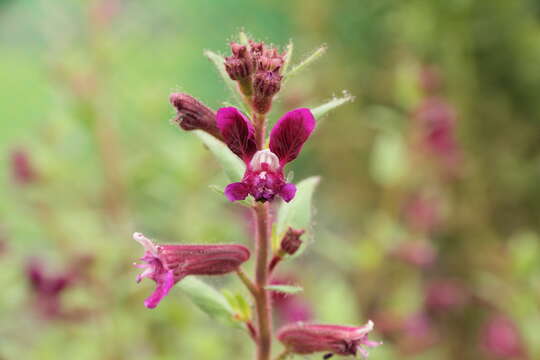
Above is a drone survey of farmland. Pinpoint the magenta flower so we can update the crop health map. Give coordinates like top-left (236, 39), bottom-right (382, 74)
top-left (217, 107), bottom-right (315, 203)
top-left (277, 321), bottom-right (381, 358)
top-left (133, 232), bottom-right (250, 309)
top-left (481, 315), bottom-right (525, 359)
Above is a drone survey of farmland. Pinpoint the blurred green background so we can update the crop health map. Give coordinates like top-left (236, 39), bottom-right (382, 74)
top-left (1, 0), bottom-right (540, 359)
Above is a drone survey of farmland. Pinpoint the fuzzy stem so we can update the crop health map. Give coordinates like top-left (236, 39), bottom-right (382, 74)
top-left (254, 201), bottom-right (272, 360)
top-left (274, 349), bottom-right (292, 360)
top-left (254, 113), bottom-right (267, 149)
top-left (237, 268), bottom-right (258, 297)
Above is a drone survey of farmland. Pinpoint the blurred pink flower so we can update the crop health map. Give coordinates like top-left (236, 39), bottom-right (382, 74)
top-left (481, 315), bottom-right (525, 359)
top-left (403, 192), bottom-right (441, 234)
top-left (425, 279), bottom-right (468, 313)
top-left (270, 276), bottom-right (312, 324)
top-left (413, 96), bottom-right (461, 175)
top-left (391, 241), bottom-right (437, 268)
top-left (10, 148), bottom-right (38, 185)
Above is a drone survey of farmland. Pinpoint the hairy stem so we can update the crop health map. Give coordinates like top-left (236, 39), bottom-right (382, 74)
top-left (254, 113), bottom-right (267, 149)
top-left (274, 349), bottom-right (292, 360)
top-left (254, 201), bottom-right (272, 360)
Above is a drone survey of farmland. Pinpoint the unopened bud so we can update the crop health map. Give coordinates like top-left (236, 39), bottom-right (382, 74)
top-left (280, 227), bottom-right (305, 255)
top-left (169, 93), bottom-right (223, 141)
top-left (224, 43), bottom-right (253, 81)
top-left (253, 70), bottom-right (282, 114)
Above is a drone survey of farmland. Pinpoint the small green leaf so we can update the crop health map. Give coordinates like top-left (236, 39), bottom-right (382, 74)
top-left (276, 176), bottom-right (320, 256)
top-left (204, 50), bottom-right (247, 112)
top-left (265, 284), bottom-right (303, 294)
top-left (284, 44), bottom-right (327, 81)
top-left (281, 39), bottom-right (294, 75)
top-left (311, 92), bottom-right (354, 123)
top-left (177, 277), bottom-right (234, 321)
top-left (238, 31), bottom-right (250, 46)
top-left (194, 130), bottom-right (245, 182)
top-left (370, 130), bottom-right (407, 186)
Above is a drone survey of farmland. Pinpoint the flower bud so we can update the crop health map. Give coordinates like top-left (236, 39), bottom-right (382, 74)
top-left (280, 227), bottom-right (305, 256)
top-left (277, 321), bottom-right (381, 358)
top-left (133, 232), bottom-right (250, 308)
top-left (253, 70), bottom-right (282, 114)
top-left (169, 93), bottom-right (223, 141)
top-left (224, 42), bottom-right (253, 81)
top-left (481, 315), bottom-right (525, 358)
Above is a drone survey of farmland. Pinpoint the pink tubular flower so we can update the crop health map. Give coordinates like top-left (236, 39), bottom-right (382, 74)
top-left (133, 232), bottom-right (250, 309)
top-left (10, 148), bottom-right (37, 185)
top-left (217, 107), bottom-right (316, 203)
top-left (277, 321), bottom-right (381, 358)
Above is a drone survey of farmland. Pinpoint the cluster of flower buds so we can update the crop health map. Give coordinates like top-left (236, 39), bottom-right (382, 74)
top-left (133, 232), bottom-right (250, 308)
top-left (269, 227), bottom-right (305, 272)
top-left (225, 39), bottom-right (286, 114)
top-left (277, 321), bottom-right (381, 358)
top-left (169, 93), bottom-right (223, 141)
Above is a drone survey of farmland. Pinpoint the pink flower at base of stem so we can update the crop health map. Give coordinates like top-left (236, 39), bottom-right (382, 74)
top-left (277, 321), bottom-right (381, 358)
top-left (133, 232), bottom-right (250, 309)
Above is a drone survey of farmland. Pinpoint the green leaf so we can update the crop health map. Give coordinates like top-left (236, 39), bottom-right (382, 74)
top-left (284, 44), bottom-right (327, 81)
top-left (311, 92), bottom-right (354, 123)
top-left (177, 277), bottom-right (234, 321)
top-left (276, 176), bottom-right (320, 255)
top-left (222, 290), bottom-right (252, 322)
top-left (281, 39), bottom-right (294, 75)
top-left (204, 50), bottom-right (247, 112)
top-left (265, 284), bottom-right (303, 294)
top-left (370, 130), bottom-right (407, 186)
top-left (194, 130), bottom-right (245, 182)
top-left (238, 31), bottom-right (250, 46)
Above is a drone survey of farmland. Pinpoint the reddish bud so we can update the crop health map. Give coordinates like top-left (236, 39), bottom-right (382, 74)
top-left (280, 227), bottom-right (305, 255)
top-left (133, 232), bottom-right (250, 308)
top-left (224, 42), bottom-right (253, 81)
top-left (277, 321), bottom-right (381, 358)
top-left (253, 70), bottom-right (282, 114)
top-left (425, 279), bottom-right (468, 313)
top-left (169, 93), bottom-right (223, 141)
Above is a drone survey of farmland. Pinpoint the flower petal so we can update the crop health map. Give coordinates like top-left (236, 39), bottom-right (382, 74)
top-left (216, 107), bottom-right (257, 162)
top-left (144, 270), bottom-right (175, 309)
top-left (270, 108), bottom-right (316, 166)
top-left (280, 183), bottom-right (297, 202)
top-left (224, 182), bottom-right (250, 202)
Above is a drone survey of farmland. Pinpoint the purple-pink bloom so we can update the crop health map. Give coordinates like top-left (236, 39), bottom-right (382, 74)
top-left (217, 107), bottom-right (315, 203)
top-left (10, 148), bottom-right (38, 185)
top-left (481, 315), bottom-right (525, 359)
top-left (277, 321), bottom-right (381, 358)
top-left (133, 232), bottom-right (250, 309)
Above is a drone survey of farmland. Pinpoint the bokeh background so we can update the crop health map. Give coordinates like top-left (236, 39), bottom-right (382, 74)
top-left (1, 0), bottom-right (540, 359)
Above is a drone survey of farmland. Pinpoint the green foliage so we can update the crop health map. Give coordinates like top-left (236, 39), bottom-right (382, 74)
top-left (194, 130), bottom-right (245, 182)
top-left (275, 176), bottom-right (320, 256)
top-left (264, 284), bottom-right (303, 294)
top-left (177, 277), bottom-right (235, 322)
